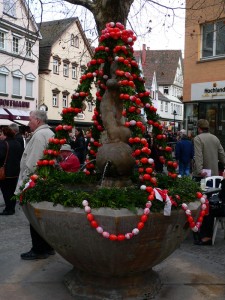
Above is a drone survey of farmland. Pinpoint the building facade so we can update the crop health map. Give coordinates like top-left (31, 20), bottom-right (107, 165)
top-left (135, 45), bottom-right (184, 132)
top-left (0, 0), bottom-right (41, 125)
top-left (38, 17), bottom-right (95, 127)
top-left (183, 0), bottom-right (225, 145)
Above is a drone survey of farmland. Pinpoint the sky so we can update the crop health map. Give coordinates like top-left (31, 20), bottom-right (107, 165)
top-left (30, 0), bottom-right (185, 52)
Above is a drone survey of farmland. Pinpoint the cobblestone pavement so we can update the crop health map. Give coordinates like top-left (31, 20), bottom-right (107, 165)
top-left (1, 193), bottom-right (225, 299)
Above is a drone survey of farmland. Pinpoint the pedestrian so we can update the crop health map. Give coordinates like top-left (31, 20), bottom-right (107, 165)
top-left (150, 134), bottom-right (164, 173)
top-left (192, 119), bottom-right (225, 245)
top-left (175, 130), bottom-right (194, 176)
top-left (192, 119), bottom-right (225, 181)
top-left (15, 110), bottom-right (56, 260)
top-left (0, 126), bottom-right (23, 215)
top-left (84, 130), bottom-right (92, 156)
top-left (70, 128), bottom-right (86, 165)
top-left (9, 123), bottom-right (25, 150)
top-left (59, 144), bottom-right (80, 172)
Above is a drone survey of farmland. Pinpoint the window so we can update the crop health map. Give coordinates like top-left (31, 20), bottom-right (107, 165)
top-left (163, 86), bottom-right (169, 94)
top-left (62, 95), bottom-right (68, 107)
top-left (74, 36), bottom-right (79, 48)
top-left (0, 74), bottom-right (6, 93)
top-left (26, 40), bottom-right (33, 58)
top-left (63, 63), bottom-right (69, 77)
top-left (53, 59), bottom-right (59, 74)
top-left (52, 94), bottom-right (58, 107)
top-left (0, 31), bottom-right (5, 50)
top-left (3, 0), bottom-right (16, 17)
top-left (81, 65), bottom-right (86, 75)
top-left (25, 73), bottom-right (35, 98)
top-left (26, 80), bottom-right (33, 97)
top-left (71, 34), bottom-right (74, 46)
top-left (165, 102), bottom-right (168, 112)
top-left (12, 36), bottom-right (19, 54)
top-left (160, 101), bottom-right (163, 111)
top-left (0, 66), bottom-right (9, 94)
top-left (152, 90), bottom-right (155, 100)
top-left (12, 70), bottom-right (23, 96)
top-left (88, 102), bottom-right (92, 112)
top-left (71, 34), bottom-right (79, 47)
top-left (202, 20), bottom-right (225, 58)
top-left (72, 64), bottom-right (78, 79)
top-left (13, 77), bottom-right (20, 95)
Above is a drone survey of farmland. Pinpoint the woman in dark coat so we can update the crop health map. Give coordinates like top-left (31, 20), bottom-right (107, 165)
top-left (70, 128), bottom-right (86, 165)
top-left (0, 127), bottom-right (23, 215)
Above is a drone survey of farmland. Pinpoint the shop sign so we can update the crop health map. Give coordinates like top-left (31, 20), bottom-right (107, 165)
top-left (191, 80), bottom-right (225, 101)
top-left (0, 99), bottom-right (30, 108)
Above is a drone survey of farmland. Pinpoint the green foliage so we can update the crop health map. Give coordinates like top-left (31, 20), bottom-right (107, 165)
top-left (19, 171), bottom-right (200, 213)
top-left (156, 174), bottom-right (200, 203)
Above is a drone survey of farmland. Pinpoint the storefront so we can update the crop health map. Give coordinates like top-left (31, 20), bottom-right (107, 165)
top-left (0, 99), bottom-right (31, 126)
top-left (184, 80), bottom-right (225, 147)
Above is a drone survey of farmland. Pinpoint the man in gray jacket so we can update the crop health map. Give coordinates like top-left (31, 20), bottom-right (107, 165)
top-left (15, 110), bottom-right (55, 260)
top-left (192, 119), bottom-right (225, 180)
top-left (193, 119), bottom-right (225, 245)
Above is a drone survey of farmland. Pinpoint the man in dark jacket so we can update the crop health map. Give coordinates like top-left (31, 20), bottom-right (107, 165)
top-left (175, 130), bottom-right (194, 176)
top-left (9, 123), bottom-right (24, 150)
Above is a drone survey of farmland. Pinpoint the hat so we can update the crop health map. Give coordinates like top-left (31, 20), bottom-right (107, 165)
top-left (197, 119), bottom-right (209, 129)
top-left (60, 144), bottom-right (72, 151)
top-left (180, 129), bottom-right (187, 135)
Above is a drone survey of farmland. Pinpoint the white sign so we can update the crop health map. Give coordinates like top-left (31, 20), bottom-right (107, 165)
top-left (191, 80), bottom-right (225, 101)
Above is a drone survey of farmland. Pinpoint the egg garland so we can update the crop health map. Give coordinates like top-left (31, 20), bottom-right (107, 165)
top-left (20, 22), bottom-right (207, 241)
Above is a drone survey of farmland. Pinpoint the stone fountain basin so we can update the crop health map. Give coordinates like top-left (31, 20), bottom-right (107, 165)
top-left (22, 201), bottom-right (200, 277)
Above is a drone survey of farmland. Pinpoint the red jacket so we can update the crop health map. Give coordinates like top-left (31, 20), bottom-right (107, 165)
top-left (59, 153), bottom-right (80, 172)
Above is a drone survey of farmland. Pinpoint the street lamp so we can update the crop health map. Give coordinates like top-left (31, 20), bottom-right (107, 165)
top-left (172, 110), bottom-right (177, 134)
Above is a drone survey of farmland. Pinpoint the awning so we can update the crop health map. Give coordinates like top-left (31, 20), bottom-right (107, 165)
top-left (14, 120), bottom-right (29, 126)
top-left (0, 119), bottom-right (14, 126)
top-left (4, 108), bottom-right (30, 121)
top-left (0, 107), bottom-right (9, 119)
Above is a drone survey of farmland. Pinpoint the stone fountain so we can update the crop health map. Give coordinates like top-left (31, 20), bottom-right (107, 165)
top-left (22, 65), bottom-right (200, 299)
top-left (23, 201), bottom-right (199, 299)
top-left (22, 23), bottom-right (201, 299)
